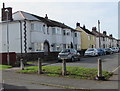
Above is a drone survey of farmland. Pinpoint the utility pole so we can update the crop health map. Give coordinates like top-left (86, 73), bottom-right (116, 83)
top-left (5, 9), bottom-right (10, 65)
top-left (98, 20), bottom-right (101, 48)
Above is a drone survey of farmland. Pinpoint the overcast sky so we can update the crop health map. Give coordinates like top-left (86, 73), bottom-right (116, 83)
top-left (0, 0), bottom-right (119, 39)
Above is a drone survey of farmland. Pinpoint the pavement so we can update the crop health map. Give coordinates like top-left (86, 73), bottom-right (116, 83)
top-left (1, 53), bottom-right (119, 90)
top-left (1, 66), bottom-right (119, 90)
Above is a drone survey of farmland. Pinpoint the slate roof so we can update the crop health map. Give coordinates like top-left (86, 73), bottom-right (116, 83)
top-left (92, 30), bottom-right (105, 37)
top-left (12, 11), bottom-right (77, 31)
top-left (80, 27), bottom-right (95, 35)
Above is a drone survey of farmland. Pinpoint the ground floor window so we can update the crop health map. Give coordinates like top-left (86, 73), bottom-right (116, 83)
top-left (34, 42), bottom-right (44, 52)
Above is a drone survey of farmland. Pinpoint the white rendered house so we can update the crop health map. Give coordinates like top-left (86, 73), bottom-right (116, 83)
top-left (0, 5), bottom-right (81, 54)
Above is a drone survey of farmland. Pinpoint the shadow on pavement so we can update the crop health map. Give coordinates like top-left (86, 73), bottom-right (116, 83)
top-left (2, 83), bottom-right (29, 91)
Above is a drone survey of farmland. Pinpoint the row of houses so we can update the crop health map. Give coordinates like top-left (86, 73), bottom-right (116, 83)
top-left (0, 3), bottom-right (120, 55)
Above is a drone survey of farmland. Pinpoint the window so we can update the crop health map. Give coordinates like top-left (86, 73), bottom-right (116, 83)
top-left (31, 23), bottom-right (35, 30)
top-left (43, 25), bottom-right (45, 34)
top-left (63, 44), bottom-right (66, 49)
top-left (38, 24), bottom-right (42, 32)
top-left (67, 31), bottom-right (70, 36)
top-left (57, 28), bottom-right (61, 34)
top-left (63, 30), bottom-right (66, 35)
top-left (75, 33), bottom-right (77, 37)
top-left (52, 28), bottom-right (56, 34)
top-left (47, 27), bottom-right (49, 34)
top-left (103, 37), bottom-right (105, 41)
top-left (88, 35), bottom-right (90, 40)
top-left (56, 45), bottom-right (60, 51)
top-left (35, 43), bottom-right (44, 51)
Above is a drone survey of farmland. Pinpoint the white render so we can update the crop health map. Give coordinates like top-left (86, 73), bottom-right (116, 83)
top-left (0, 11), bottom-right (81, 53)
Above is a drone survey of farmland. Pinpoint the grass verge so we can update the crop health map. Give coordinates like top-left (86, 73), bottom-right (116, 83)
top-left (0, 65), bottom-right (12, 69)
top-left (19, 66), bottom-right (113, 80)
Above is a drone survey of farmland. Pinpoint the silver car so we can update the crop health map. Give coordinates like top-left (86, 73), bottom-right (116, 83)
top-left (84, 48), bottom-right (98, 56)
top-left (58, 49), bottom-right (80, 62)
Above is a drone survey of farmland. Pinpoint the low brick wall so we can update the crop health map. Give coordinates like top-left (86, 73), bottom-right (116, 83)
top-left (16, 52), bottom-right (59, 62)
top-left (0, 52), bottom-right (16, 66)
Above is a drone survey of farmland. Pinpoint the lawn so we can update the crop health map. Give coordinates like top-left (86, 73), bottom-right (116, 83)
top-left (0, 65), bottom-right (12, 69)
top-left (19, 66), bottom-right (113, 80)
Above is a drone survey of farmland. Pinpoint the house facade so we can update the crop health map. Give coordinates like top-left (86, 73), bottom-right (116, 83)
top-left (0, 5), bottom-right (81, 54)
top-left (76, 23), bottom-right (96, 50)
top-left (117, 39), bottom-right (120, 47)
top-left (92, 27), bottom-right (118, 48)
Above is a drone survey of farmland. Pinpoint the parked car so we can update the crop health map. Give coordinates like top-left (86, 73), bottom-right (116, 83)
top-left (58, 48), bottom-right (80, 62)
top-left (110, 48), bottom-right (115, 53)
top-left (101, 48), bottom-right (107, 55)
top-left (105, 48), bottom-right (113, 54)
top-left (97, 48), bottom-right (105, 56)
top-left (111, 47), bottom-right (119, 53)
top-left (84, 48), bottom-right (98, 56)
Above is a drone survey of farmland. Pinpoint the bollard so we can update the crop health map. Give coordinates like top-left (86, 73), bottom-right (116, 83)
top-left (98, 58), bottom-right (102, 77)
top-left (96, 58), bottom-right (105, 80)
top-left (62, 58), bottom-right (66, 76)
top-left (38, 58), bottom-right (42, 74)
top-left (20, 59), bottom-right (24, 70)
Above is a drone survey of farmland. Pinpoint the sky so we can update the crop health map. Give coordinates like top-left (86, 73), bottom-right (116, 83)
top-left (0, 0), bottom-right (119, 39)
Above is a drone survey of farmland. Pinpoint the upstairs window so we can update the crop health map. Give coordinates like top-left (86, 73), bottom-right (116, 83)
top-left (47, 27), bottom-right (49, 34)
top-left (57, 28), bottom-right (61, 34)
top-left (38, 24), bottom-right (42, 32)
top-left (52, 28), bottom-right (56, 34)
top-left (66, 31), bottom-right (70, 36)
top-left (43, 25), bottom-right (45, 34)
top-left (75, 33), bottom-right (77, 37)
top-left (88, 35), bottom-right (90, 40)
top-left (31, 23), bottom-right (35, 30)
top-left (103, 37), bottom-right (105, 41)
top-left (63, 30), bottom-right (66, 35)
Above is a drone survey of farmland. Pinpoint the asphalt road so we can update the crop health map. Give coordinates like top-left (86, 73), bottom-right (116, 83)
top-left (50, 52), bottom-right (119, 72)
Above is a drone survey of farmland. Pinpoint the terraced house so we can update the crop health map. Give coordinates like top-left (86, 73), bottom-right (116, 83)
top-left (76, 23), bottom-right (96, 50)
top-left (0, 4), bottom-right (81, 54)
top-left (92, 27), bottom-right (118, 48)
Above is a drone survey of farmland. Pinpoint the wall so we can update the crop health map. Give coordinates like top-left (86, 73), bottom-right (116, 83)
top-left (1, 21), bottom-right (21, 53)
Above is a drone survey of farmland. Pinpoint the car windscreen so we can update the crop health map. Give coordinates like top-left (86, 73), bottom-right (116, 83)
top-left (61, 49), bottom-right (70, 53)
top-left (87, 49), bottom-right (94, 51)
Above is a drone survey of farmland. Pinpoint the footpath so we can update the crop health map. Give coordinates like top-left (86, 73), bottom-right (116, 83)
top-left (2, 66), bottom-right (119, 91)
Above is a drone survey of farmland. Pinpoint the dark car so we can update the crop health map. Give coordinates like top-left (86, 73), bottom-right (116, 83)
top-left (105, 48), bottom-right (113, 54)
top-left (58, 48), bottom-right (80, 62)
top-left (101, 48), bottom-right (107, 55)
top-left (97, 48), bottom-right (105, 56)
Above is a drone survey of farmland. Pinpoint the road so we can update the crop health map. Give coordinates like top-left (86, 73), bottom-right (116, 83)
top-left (50, 53), bottom-right (119, 72)
top-left (1, 53), bottom-right (119, 90)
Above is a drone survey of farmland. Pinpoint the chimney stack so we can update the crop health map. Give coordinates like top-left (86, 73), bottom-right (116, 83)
top-left (45, 14), bottom-right (48, 19)
top-left (1, 3), bottom-right (13, 21)
top-left (92, 27), bottom-right (97, 31)
top-left (76, 22), bottom-right (80, 28)
top-left (83, 25), bottom-right (86, 29)
top-left (109, 34), bottom-right (113, 37)
top-left (103, 31), bottom-right (107, 35)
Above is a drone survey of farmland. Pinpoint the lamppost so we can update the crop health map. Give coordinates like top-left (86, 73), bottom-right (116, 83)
top-left (98, 20), bottom-right (101, 48)
top-left (5, 9), bottom-right (10, 65)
